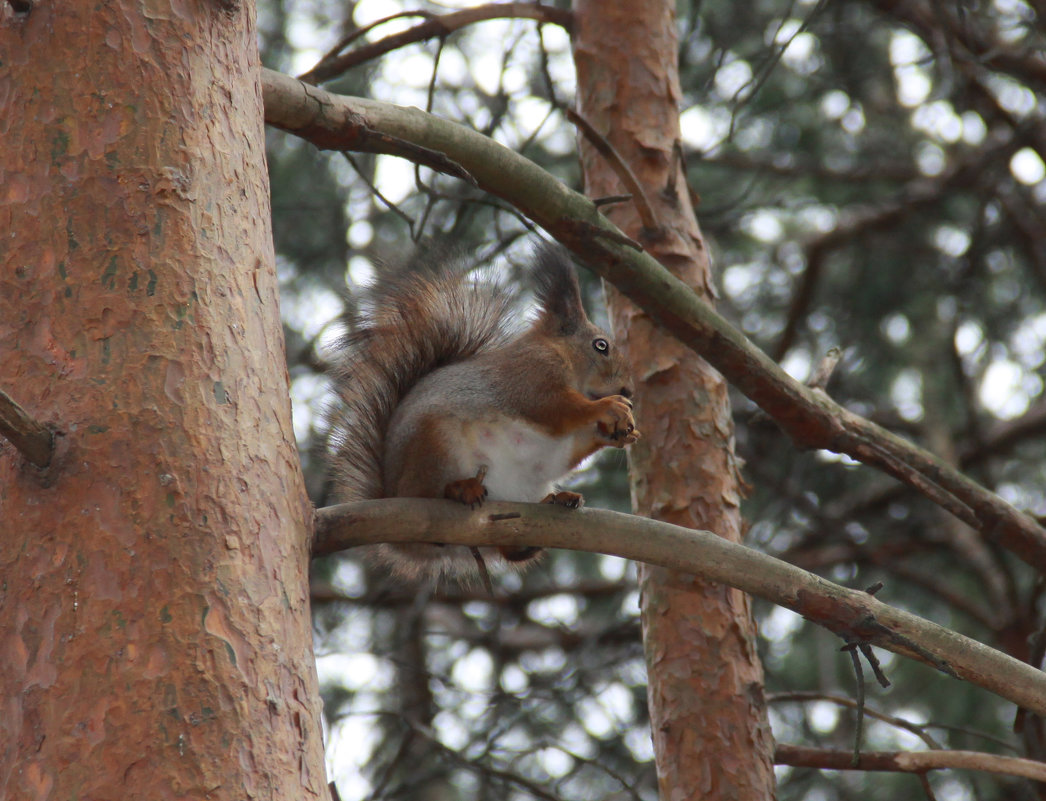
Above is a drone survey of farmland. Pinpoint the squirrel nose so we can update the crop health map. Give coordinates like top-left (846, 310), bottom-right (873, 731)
top-left (619, 387), bottom-right (633, 399)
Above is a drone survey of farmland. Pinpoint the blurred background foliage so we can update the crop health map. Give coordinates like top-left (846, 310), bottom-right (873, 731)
top-left (260, 0), bottom-right (1046, 798)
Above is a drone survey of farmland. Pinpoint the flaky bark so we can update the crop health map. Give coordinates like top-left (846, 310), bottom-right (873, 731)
top-left (571, 2), bottom-right (776, 798)
top-left (0, 2), bottom-right (326, 798)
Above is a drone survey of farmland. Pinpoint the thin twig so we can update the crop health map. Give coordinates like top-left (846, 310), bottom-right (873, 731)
top-left (0, 387), bottom-right (53, 468)
top-left (592, 194), bottom-right (634, 208)
top-left (559, 217), bottom-right (643, 251)
top-left (917, 772), bottom-right (938, 801)
top-left (369, 129), bottom-right (478, 187)
top-left (299, 3), bottom-right (572, 85)
top-left (406, 718), bottom-right (564, 801)
top-left (342, 152), bottom-right (416, 234)
top-left (843, 640), bottom-right (867, 766)
top-left (469, 547), bottom-right (495, 597)
top-left (769, 692), bottom-right (941, 749)
top-left (726, 0), bottom-right (829, 140)
top-left (808, 346), bottom-right (842, 391)
top-left (858, 585), bottom-right (892, 690)
top-left (848, 435), bottom-right (980, 534)
top-left (565, 107), bottom-right (660, 233)
top-left (320, 11), bottom-right (433, 66)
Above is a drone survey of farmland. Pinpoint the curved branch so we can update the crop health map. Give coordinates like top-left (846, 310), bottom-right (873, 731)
top-left (299, 3), bottom-right (572, 85)
top-left (770, 692), bottom-right (941, 749)
top-left (314, 498), bottom-right (1046, 717)
top-left (261, 69), bottom-right (1046, 573)
top-left (0, 387), bottom-right (53, 468)
top-left (776, 744), bottom-right (1046, 782)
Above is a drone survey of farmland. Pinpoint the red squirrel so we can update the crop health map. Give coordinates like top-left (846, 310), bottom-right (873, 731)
top-left (326, 243), bottom-right (639, 582)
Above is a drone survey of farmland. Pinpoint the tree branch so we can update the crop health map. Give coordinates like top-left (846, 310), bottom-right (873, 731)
top-left (314, 498), bottom-right (1046, 717)
top-left (564, 107), bottom-right (661, 233)
top-left (0, 387), bottom-right (53, 468)
top-left (775, 743), bottom-right (1046, 782)
top-left (298, 3), bottom-right (572, 85)
top-left (770, 692), bottom-right (942, 749)
top-left (867, 0), bottom-right (1046, 95)
top-left (261, 69), bottom-right (1046, 573)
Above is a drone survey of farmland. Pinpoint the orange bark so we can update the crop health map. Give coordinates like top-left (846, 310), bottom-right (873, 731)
top-left (572, 2), bottom-right (776, 798)
top-left (0, 2), bottom-right (326, 798)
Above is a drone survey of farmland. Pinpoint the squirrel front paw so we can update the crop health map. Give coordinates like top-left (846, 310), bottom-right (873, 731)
top-left (541, 490), bottom-right (584, 508)
top-left (595, 395), bottom-right (640, 446)
top-left (444, 466), bottom-right (489, 509)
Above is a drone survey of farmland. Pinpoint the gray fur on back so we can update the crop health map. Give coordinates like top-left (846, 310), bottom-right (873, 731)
top-left (325, 256), bottom-right (517, 502)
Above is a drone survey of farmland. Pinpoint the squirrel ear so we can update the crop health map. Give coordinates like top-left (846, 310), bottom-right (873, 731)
top-left (532, 243), bottom-right (587, 335)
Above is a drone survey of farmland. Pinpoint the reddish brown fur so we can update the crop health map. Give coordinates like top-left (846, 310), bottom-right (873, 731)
top-left (327, 244), bottom-right (638, 582)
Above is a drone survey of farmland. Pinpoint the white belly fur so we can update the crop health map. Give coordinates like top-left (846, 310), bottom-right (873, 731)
top-left (461, 418), bottom-right (576, 501)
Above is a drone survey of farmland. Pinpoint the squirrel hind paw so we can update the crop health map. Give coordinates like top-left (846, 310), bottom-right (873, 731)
top-left (444, 475), bottom-right (489, 509)
top-left (497, 545), bottom-right (544, 563)
top-left (541, 490), bottom-right (584, 508)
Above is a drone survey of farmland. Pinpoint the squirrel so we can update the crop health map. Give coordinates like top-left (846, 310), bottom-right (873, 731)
top-left (325, 243), bottom-right (639, 583)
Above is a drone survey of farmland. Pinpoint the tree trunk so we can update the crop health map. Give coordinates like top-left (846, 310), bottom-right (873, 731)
top-left (0, 2), bottom-right (327, 798)
top-left (572, 2), bottom-right (777, 798)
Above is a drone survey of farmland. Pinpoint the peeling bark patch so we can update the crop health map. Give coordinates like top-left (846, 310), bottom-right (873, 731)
top-left (213, 380), bottom-right (229, 404)
top-left (202, 603), bottom-right (246, 673)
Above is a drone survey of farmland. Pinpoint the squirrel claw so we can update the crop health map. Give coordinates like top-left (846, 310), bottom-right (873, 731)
top-left (445, 466), bottom-right (489, 509)
top-left (596, 394), bottom-right (639, 446)
top-left (541, 490), bottom-right (584, 508)
top-left (609, 427), bottom-right (640, 445)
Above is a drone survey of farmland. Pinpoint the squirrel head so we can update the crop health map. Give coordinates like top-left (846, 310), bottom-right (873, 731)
top-left (532, 245), bottom-right (633, 401)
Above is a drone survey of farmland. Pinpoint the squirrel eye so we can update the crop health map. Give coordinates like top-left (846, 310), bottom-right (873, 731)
top-left (593, 338), bottom-right (609, 354)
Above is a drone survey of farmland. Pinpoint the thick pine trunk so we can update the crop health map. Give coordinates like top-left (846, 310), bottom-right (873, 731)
top-left (0, 1), bottom-right (327, 798)
top-left (572, 2), bottom-right (777, 798)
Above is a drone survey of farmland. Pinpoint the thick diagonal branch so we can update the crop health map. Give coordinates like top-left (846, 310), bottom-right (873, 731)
top-left (315, 498), bottom-right (1046, 716)
top-left (262, 70), bottom-right (1046, 573)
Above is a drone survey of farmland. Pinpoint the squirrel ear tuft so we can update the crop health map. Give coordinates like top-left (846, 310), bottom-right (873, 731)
top-left (532, 242), bottom-right (587, 334)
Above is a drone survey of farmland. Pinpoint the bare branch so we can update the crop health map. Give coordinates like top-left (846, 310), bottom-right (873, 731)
top-left (263, 70), bottom-right (1046, 573)
top-left (313, 498), bottom-right (1046, 716)
top-left (770, 692), bottom-right (942, 749)
top-left (565, 107), bottom-right (660, 233)
top-left (299, 3), bottom-right (572, 85)
top-left (0, 387), bottom-right (53, 468)
top-left (776, 743), bottom-right (1046, 782)
top-left (808, 347), bottom-right (842, 391)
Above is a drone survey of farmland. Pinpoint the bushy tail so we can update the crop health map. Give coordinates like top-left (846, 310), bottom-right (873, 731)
top-left (325, 256), bottom-right (515, 502)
